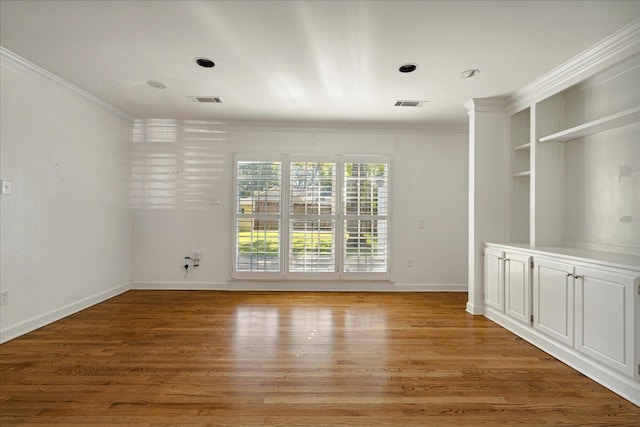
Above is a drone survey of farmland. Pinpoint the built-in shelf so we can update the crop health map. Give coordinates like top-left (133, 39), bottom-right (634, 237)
top-left (539, 106), bottom-right (640, 143)
top-left (512, 171), bottom-right (531, 178)
top-left (512, 142), bottom-right (531, 151)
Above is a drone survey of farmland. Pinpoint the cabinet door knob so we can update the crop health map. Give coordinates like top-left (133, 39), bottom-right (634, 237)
top-left (574, 274), bottom-right (583, 279)
top-left (566, 272), bottom-right (573, 277)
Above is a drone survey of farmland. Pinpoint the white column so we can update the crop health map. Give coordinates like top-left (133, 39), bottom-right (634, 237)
top-left (465, 98), bottom-right (510, 315)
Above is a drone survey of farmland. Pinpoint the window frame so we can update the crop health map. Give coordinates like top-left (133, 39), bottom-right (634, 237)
top-left (232, 153), bottom-right (391, 281)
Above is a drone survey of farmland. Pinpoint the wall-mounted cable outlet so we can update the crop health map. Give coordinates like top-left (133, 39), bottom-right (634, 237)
top-left (192, 251), bottom-right (201, 267)
top-left (0, 290), bottom-right (9, 306)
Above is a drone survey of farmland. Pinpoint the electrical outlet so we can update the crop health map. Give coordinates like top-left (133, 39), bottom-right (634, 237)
top-left (406, 258), bottom-right (414, 267)
top-left (1, 180), bottom-right (11, 195)
top-left (0, 290), bottom-right (8, 306)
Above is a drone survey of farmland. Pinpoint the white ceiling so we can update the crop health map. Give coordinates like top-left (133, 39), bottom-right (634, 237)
top-left (1, 0), bottom-right (639, 129)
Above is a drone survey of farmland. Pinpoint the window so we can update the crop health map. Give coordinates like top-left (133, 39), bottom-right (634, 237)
top-left (235, 160), bottom-right (281, 274)
top-left (343, 161), bottom-right (389, 274)
top-left (289, 161), bottom-right (337, 273)
top-left (233, 154), bottom-right (389, 280)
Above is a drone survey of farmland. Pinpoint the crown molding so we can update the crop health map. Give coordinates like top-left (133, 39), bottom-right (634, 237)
top-left (134, 118), bottom-right (468, 136)
top-left (1, 46), bottom-right (135, 123)
top-left (464, 97), bottom-right (509, 113)
top-left (507, 19), bottom-right (640, 113)
top-left (217, 119), bottom-right (469, 135)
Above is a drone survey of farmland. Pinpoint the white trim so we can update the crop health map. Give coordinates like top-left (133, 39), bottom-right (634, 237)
top-left (0, 46), bottom-right (135, 123)
top-left (464, 97), bottom-right (509, 113)
top-left (507, 19), bottom-right (640, 113)
top-left (0, 282), bottom-right (131, 344)
top-left (466, 301), bottom-right (485, 315)
top-left (132, 281), bottom-right (229, 290)
top-left (132, 118), bottom-right (468, 137)
top-left (393, 283), bottom-right (467, 292)
top-left (229, 281), bottom-right (466, 292)
top-left (483, 306), bottom-right (640, 407)
top-left (214, 121), bottom-right (468, 135)
top-left (131, 281), bottom-right (466, 292)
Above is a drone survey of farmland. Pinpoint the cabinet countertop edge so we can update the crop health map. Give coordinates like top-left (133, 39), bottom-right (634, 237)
top-left (485, 243), bottom-right (640, 272)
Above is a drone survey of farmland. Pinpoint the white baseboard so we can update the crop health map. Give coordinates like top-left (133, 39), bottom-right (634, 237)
top-left (465, 301), bottom-right (485, 315)
top-left (393, 283), bottom-right (467, 292)
top-left (0, 282), bottom-right (131, 344)
top-left (131, 281), bottom-right (467, 292)
top-left (131, 281), bottom-right (229, 290)
top-left (483, 307), bottom-right (640, 407)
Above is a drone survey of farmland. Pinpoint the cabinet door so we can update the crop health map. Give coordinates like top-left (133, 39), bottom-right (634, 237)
top-left (532, 258), bottom-right (574, 346)
top-left (575, 266), bottom-right (637, 378)
top-left (504, 252), bottom-right (532, 324)
top-left (484, 247), bottom-right (505, 312)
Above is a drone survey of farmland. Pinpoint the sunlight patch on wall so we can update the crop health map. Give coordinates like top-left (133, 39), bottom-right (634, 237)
top-left (132, 119), bottom-right (228, 209)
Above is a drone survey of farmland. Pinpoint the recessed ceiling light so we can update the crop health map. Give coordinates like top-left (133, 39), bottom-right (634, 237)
top-left (461, 69), bottom-right (480, 78)
top-left (147, 80), bottom-right (168, 89)
top-left (195, 57), bottom-right (215, 68)
top-left (399, 63), bottom-right (418, 73)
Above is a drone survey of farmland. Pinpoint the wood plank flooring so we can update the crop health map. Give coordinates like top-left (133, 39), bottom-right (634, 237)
top-left (1, 291), bottom-right (639, 426)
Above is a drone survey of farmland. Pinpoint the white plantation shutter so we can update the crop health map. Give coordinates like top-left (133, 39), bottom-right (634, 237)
top-left (233, 154), bottom-right (390, 280)
top-left (343, 157), bottom-right (389, 276)
top-left (234, 158), bottom-right (282, 277)
top-left (288, 160), bottom-right (337, 275)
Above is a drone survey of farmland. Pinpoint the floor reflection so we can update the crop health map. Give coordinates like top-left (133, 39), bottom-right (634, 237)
top-left (232, 303), bottom-right (388, 364)
top-left (233, 306), bottom-right (280, 356)
top-left (289, 308), bottom-right (333, 359)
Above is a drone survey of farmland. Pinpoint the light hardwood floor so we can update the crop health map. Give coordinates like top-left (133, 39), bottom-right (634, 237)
top-left (1, 291), bottom-right (639, 426)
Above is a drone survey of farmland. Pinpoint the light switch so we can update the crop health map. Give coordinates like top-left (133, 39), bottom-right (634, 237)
top-left (1, 180), bottom-right (11, 195)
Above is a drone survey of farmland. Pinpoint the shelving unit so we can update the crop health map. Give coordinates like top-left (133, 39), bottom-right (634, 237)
top-left (532, 52), bottom-right (640, 252)
top-left (539, 106), bottom-right (640, 143)
top-left (509, 107), bottom-right (531, 243)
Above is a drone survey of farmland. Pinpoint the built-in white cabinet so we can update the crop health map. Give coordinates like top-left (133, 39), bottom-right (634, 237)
top-left (484, 243), bottom-right (640, 405)
top-left (533, 256), bottom-right (638, 378)
top-left (532, 258), bottom-right (574, 347)
top-left (575, 266), bottom-right (638, 378)
top-left (470, 22), bottom-right (640, 405)
top-left (483, 248), bottom-right (532, 325)
top-left (504, 253), bottom-right (532, 325)
top-left (484, 247), bottom-right (505, 312)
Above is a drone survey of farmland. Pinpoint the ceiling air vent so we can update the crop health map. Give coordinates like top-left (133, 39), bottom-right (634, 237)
top-left (189, 96), bottom-right (223, 104)
top-left (395, 100), bottom-right (427, 107)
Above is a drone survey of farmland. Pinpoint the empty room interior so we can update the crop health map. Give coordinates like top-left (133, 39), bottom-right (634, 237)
top-left (1, 0), bottom-right (639, 425)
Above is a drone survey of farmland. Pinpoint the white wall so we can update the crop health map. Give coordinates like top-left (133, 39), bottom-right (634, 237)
top-left (131, 120), bottom-right (468, 290)
top-left (565, 124), bottom-right (640, 253)
top-left (0, 52), bottom-right (133, 342)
